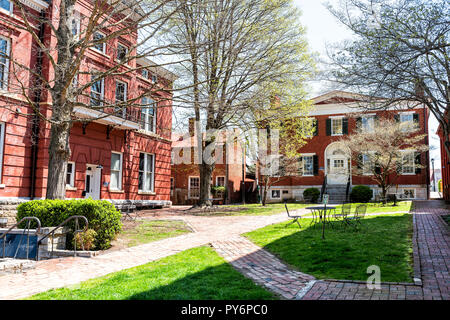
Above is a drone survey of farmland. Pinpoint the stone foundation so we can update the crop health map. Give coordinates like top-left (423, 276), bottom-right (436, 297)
top-left (0, 199), bottom-right (28, 227)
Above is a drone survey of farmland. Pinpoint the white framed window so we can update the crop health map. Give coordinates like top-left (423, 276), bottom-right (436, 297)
top-left (90, 75), bottom-right (104, 106)
top-left (151, 74), bottom-right (158, 83)
top-left (92, 32), bottom-right (106, 53)
top-left (66, 161), bottom-right (75, 188)
top-left (0, 122), bottom-right (5, 182)
top-left (402, 188), bottom-right (415, 199)
top-left (0, 37), bottom-right (10, 90)
top-left (216, 176), bottom-right (225, 186)
top-left (361, 115), bottom-right (375, 132)
top-left (138, 153), bottom-right (154, 192)
top-left (302, 155), bottom-right (314, 176)
top-left (141, 97), bottom-right (156, 132)
top-left (188, 176), bottom-right (200, 198)
top-left (110, 152), bottom-right (123, 190)
top-left (399, 113), bottom-right (414, 132)
top-left (0, 0), bottom-right (12, 13)
top-left (141, 69), bottom-right (149, 79)
top-left (70, 15), bottom-right (81, 39)
top-left (362, 152), bottom-right (374, 175)
top-left (271, 189), bottom-right (281, 199)
top-left (401, 151), bottom-right (415, 175)
top-left (331, 118), bottom-right (343, 135)
top-left (116, 43), bottom-right (128, 63)
top-left (115, 80), bottom-right (127, 117)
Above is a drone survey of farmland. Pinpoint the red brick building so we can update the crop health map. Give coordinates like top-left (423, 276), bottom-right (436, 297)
top-left (0, 0), bottom-right (175, 223)
top-left (260, 91), bottom-right (430, 203)
top-left (170, 122), bottom-right (245, 205)
top-left (437, 121), bottom-right (450, 202)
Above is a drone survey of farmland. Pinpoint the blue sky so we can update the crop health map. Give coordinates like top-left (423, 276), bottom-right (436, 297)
top-left (294, 0), bottom-right (442, 170)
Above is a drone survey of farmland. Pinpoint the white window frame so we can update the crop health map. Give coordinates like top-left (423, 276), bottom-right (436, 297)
top-left (271, 189), bottom-right (281, 199)
top-left (361, 115), bottom-right (375, 133)
top-left (92, 31), bottom-right (106, 54)
top-left (115, 80), bottom-right (128, 118)
top-left (362, 151), bottom-right (375, 175)
top-left (0, 37), bottom-right (11, 91)
top-left (188, 176), bottom-right (200, 199)
top-left (216, 176), bottom-right (225, 186)
top-left (331, 117), bottom-right (343, 136)
top-left (0, 0), bottom-right (12, 14)
top-left (138, 153), bottom-right (155, 192)
top-left (0, 122), bottom-right (5, 182)
top-left (90, 74), bottom-right (104, 106)
top-left (116, 43), bottom-right (128, 63)
top-left (66, 161), bottom-right (75, 188)
top-left (110, 152), bottom-right (123, 190)
top-left (302, 155), bottom-right (314, 176)
top-left (141, 97), bottom-right (156, 133)
top-left (399, 112), bottom-right (415, 132)
top-left (401, 151), bottom-right (415, 175)
top-left (70, 14), bottom-right (81, 40)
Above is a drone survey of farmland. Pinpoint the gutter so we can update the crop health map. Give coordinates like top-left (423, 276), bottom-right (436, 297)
top-left (29, 9), bottom-right (47, 199)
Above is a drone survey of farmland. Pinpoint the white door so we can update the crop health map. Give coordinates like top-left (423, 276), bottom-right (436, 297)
top-left (327, 157), bottom-right (349, 184)
top-left (85, 165), bottom-right (101, 199)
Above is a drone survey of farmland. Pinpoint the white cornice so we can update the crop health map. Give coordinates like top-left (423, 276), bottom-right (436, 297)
top-left (18, 0), bottom-right (49, 11)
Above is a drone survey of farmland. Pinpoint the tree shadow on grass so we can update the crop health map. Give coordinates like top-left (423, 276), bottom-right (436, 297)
top-left (247, 214), bottom-right (414, 283)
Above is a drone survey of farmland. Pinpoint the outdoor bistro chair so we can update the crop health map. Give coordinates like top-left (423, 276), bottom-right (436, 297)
top-left (334, 202), bottom-right (352, 227)
top-left (284, 201), bottom-right (302, 229)
top-left (344, 203), bottom-right (368, 230)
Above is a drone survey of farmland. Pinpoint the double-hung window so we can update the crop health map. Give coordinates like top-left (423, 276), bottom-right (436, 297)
top-left (90, 75), bottom-right (104, 106)
top-left (141, 69), bottom-right (149, 79)
top-left (302, 155), bottom-right (314, 176)
top-left (110, 152), bottom-right (123, 190)
top-left (362, 152), bottom-right (374, 175)
top-left (115, 81), bottom-right (127, 118)
top-left (399, 113), bottom-right (414, 132)
top-left (141, 97), bottom-right (156, 132)
top-left (93, 32), bottom-right (106, 53)
top-left (188, 177), bottom-right (200, 198)
top-left (216, 176), bottom-right (225, 186)
top-left (0, 38), bottom-right (10, 90)
top-left (401, 152), bottom-right (415, 175)
top-left (66, 162), bottom-right (75, 188)
top-left (139, 153), bottom-right (154, 192)
top-left (331, 118), bottom-right (343, 135)
top-left (361, 116), bottom-right (375, 132)
top-left (116, 44), bottom-right (128, 63)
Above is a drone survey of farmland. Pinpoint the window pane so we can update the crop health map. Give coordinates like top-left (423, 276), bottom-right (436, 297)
top-left (111, 153), bottom-right (120, 171)
top-left (138, 172), bottom-right (143, 190)
top-left (66, 163), bottom-right (73, 186)
top-left (146, 154), bottom-right (153, 173)
top-left (110, 171), bottom-right (119, 189)
top-left (332, 118), bottom-right (342, 135)
top-left (93, 32), bottom-right (104, 52)
top-left (303, 156), bottom-right (313, 175)
top-left (0, 0), bottom-right (11, 11)
top-left (139, 153), bottom-right (145, 171)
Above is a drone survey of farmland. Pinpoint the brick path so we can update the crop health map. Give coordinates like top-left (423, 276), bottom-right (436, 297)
top-left (301, 200), bottom-right (449, 300)
top-left (0, 210), bottom-right (290, 300)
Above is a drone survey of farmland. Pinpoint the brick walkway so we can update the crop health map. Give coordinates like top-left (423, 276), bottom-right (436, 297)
top-left (301, 200), bottom-right (449, 300)
top-left (0, 210), bottom-right (290, 300)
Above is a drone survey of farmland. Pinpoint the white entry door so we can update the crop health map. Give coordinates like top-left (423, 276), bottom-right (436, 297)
top-left (85, 165), bottom-right (101, 199)
top-left (327, 157), bottom-right (349, 184)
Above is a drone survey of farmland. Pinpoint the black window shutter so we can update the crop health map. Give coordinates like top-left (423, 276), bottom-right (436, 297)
top-left (413, 114), bottom-right (419, 124)
top-left (357, 153), bottom-right (362, 169)
top-left (313, 119), bottom-right (318, 136)
top-left (326, 119), bottom-right (331, 136)
top-left (394, 114), bottom-right (400, 122)
top-left (298, 157), bottom-right (303, 175)
top-left (343, 118), bottom-right (348, 134)
top-left (415, 152), bottom-right (421, 174)
top-left (356, 117), bottom-right (361, 130)
top-left (313, 155), bottom-right (319, 175)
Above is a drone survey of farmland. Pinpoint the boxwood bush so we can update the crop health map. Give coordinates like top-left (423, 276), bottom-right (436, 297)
top-left (16, 199), bottom-right (122, 250)
top-left (303, 188), bottom-right (320, 203)
top-left (350, 185), bottom-right (373, 203)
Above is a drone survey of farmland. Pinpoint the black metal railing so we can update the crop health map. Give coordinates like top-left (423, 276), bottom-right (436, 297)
top-left (0, 217), bottom-right (41, 261)
top-left (320, 175), bottom-right (327, 202)
top-left (38, 216), bottom-right (88, 259)
top-left (345, 175), bottom-right (351, 202)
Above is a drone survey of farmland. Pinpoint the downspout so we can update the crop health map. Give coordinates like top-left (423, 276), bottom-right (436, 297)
top-left (424, 106), bottom-right (430, 200)
top-left (29, 9), bottom-right (47, 200)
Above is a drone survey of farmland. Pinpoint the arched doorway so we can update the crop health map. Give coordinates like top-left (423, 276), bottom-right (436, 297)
top-left (324, 142), bottom-right (351, 185)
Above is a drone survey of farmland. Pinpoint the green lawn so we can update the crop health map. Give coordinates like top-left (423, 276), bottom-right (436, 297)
top-left (27, 246), bottom-right (276, 300)
top-left (113, 219), bottom-right (192, 248)
top-left (244, 213), bottom-right (414, 282)
top-left (299, 201), bottom-right (413, 217)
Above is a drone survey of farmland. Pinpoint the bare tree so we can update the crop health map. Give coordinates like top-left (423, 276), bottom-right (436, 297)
top-left (338, 116), bottom-right (428, 201)
top-left (162, 0), bottom-right (315, 206)
top-left (325, 0), bottom-right (449, 157)
top-left (1, 0), bottom-right (182, 199)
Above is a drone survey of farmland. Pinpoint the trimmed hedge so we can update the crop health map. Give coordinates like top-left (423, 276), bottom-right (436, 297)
top-left (17, 199), bottom-right (122, 250)
top-left (350, 185), bottom-right (373, 203)
top-left (303, 188), bottom-right (320, 203)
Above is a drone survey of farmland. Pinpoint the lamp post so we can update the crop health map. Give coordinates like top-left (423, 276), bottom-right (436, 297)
top-left (431, 158), bottom-right (436, 192)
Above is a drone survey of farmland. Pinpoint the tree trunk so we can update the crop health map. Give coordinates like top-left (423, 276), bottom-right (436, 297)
top-left (381, 184), bottom-right (387, 206)
top-left (262, 179), bottom-right (268, 206)
top-left (46, 120), bottom-right (71, 199)
top-left (198, 162), bottom-right (213, 206)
